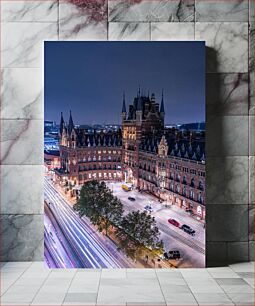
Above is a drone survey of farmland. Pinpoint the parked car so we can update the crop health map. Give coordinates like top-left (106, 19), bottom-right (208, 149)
top-left (162, 252), bottom-right (169, 260)
top-left (144, 205), bottom-right (153, 212)
top-left (167, 218), bottom-right (180, 228)
top-left (168, 250), bottom-right (181, 260)
top-left (185, 208), bottom-right (193, 213)
top-left (128, 197), bottom-right (136, 201)
top-left (181, 224), bottom-right (196, 236)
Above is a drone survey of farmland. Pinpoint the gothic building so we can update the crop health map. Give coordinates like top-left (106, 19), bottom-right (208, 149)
top-left (56, 90), bottom-right (205, 220)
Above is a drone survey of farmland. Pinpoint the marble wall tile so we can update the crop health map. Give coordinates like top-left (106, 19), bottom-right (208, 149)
top-left (248, 24), bottom-right (254, 114)
top-left (195, 22), bottom-right (248, 73)
top-left (227, 242), bottom-right (249, 263)
top-left (1, 22), bottom-right (58, 68)
top-left (206, 116), bottom-right (248, 156)
top-left (108, 0), bottom-right (195, 22)
top-left (249, 156), bottom-right (254, 205)
top-left (1, 68), bottom-right (43, 120)
top-left (1, 165), bottom-right (43, 214)
top-left (206, 73), bottom-right (248, 116)
top-left (109, 22), bottom-right (150, 40)
top-left (206, 156), bottom-right (248, 205)
top-left (151, 22), bottom-right (194, 40)
top-left (206, 242), bottom-right (227, 267)
top-left (0, 214), bottom-right (43, 262)
top-left (206, 205), bottom-right (249, 242)
top-left (250, 0), bottom-right (254, 22)
top-left (249, 241), bottom-right (254, 260)
top-left (59, 1), bottom-right (107, 40)
top-left (248, 205), bottom-right (254, 241)
top-left (1, 0), bottom-right (58, 22)
top-left (195, 0), bottom-right (248, 22)
top-left (249, 116), bottom-right (254, 155)
top-left (0, 119), bottom-right (43, 165)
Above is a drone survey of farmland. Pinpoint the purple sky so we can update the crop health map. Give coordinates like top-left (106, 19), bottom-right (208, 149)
top-left (45, 41), bottom-right (205, 125)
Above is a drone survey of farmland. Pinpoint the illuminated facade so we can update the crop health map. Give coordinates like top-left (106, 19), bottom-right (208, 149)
top-left (56, 91), bottom-right (205, 220)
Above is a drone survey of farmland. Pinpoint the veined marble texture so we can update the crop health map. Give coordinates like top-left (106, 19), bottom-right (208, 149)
top-left (207, 204), bottom-right (248, 241)
top-left (2, 22), bottom-right (58, 68)
top-left (151, 22), bottom-right (194, 40)
top-left (206, 156), bottom-right (248, 205)
top-left (249, 24), bottom-right (254, 114)
top-left (206, 73), bottom-right (248, 116)
top-left (195, 22), bottom-right (248, 73)
top-left (206, 115), bottom-right (248, 156)
top-left (0, 214), bottom-right (44, 261)
top-left (249, 115), bottom-right (254, 156)
top-left (1, 165), bottom-right (43, 214)
top-left (108, 0), bottom-right (195, 22)
top-left (1, 68), bottom-right (43, 119)
top-left (109, 22), bottom-right (150, 40)
top-left (249, 157), bottom-right (254, 206)
top-left (0, 120), bottom-right (43, 165)
top-left (0, 0), bottom-right (253, 264)
top-left (59, 0), bottom-right (107, 40)
top-left (1, 0), bottom-right (58, 22)
top-left (196, 0), bottom-right (248, 22)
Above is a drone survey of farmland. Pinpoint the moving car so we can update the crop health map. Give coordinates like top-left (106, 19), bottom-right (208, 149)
top-left (168, 250), bottom-right (181, 260)
top-left (167, 218), bottom-right (180, 227)
top-left (180, 224), bottom-right (196, 236)
top-left (128, 196), bottom-right (136, 201)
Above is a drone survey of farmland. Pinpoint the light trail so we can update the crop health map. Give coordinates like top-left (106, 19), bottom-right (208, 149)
top-left (44, 178), bottom-right (133, 268)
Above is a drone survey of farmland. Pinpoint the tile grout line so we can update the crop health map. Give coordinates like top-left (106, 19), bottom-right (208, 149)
top-left (1, 262), bottom-right (33, 296)
top-left (29, 265), bottom-right (53, 305)
top-left (61, 269), bottom-right (78, 305)
top-left (178, 270), bottom-right (200, 305)
top-left (95, 268), bottom-right (102, 306)
top-left (154, 269), bottom-right (168, 306)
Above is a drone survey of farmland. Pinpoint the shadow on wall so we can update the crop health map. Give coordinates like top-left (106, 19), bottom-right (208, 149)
top-left (205, 46), bottom-right (250, 267)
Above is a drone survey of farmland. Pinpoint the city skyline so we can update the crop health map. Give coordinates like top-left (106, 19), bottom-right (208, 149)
top-left (45, 41), bottom-right (205, 125)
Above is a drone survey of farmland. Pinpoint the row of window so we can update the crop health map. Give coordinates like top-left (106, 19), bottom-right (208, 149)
top-left (78, 164), bottom-right (121, 171)
top-left (139, 175), bottom-right (204, 204)
top-left (78, 171), bottom-right (121, 181)
top-left (139, 162), bottom-right (205, 177)
top-left (77, 156), bottom-right (121, 162)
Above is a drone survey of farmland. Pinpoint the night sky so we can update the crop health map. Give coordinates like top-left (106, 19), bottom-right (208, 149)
top-left (44, 41), bottom-right (205, 125)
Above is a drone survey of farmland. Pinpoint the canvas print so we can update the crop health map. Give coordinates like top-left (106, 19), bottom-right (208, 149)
top-left (44, 41), bottom-right (205, 268)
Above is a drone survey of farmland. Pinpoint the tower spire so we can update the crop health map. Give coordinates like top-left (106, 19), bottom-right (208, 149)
top-left (160, 90), bottom-right (165, 113)
top-left (59, 112), bottom-right (65, 135)
top-left (68, 110), bottom-right (74, 134)
top-left (122, 91), bottom-right (126, 113)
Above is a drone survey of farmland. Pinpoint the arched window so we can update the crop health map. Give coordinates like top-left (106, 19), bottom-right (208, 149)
top-left (190, 190), bottom-right (194, 199)
top-left (190, 177), bottom-right (195, 188)
top-left (199, 181), bottom-right (204, 190)
top-left (183, 176), bottom-right (187, 185)
top-left (183, 185), bottom-right (186, 196)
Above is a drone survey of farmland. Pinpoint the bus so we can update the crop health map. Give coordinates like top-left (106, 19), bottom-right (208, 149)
top-left (122, 184), bottom-right (132, 191)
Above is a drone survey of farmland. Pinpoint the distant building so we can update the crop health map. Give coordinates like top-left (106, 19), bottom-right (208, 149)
top-left (55, 90), bottom-right (205, 220)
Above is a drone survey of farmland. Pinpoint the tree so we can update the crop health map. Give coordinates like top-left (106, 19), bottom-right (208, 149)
top-left (116, 210), bottom-right (163, 260)
top-left (73, 180), bottom-right (123, 236)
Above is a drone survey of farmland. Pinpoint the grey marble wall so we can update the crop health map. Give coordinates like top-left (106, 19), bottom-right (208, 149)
top-left (0, 0), bottom-right (253, 266)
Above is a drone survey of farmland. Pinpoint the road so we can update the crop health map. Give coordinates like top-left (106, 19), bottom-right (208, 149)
top-left (44, 177), bottom-right (133, 268)
top-left (107, 182), bottom-right (205, 267)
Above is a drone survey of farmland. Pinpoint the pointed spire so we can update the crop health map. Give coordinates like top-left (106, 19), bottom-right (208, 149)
top-left (160, 90), bottom-right (165, 113)
top-left (60, 112), bottom-right (65, 134)
top-left (68, 110), bottom-right (74, 134)
top-left (138, 84), bottom-right (141, 97)
top-left (122, 91), bottom-right (126, 113)
top-left (137, 95), bottom-right (142, 111)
